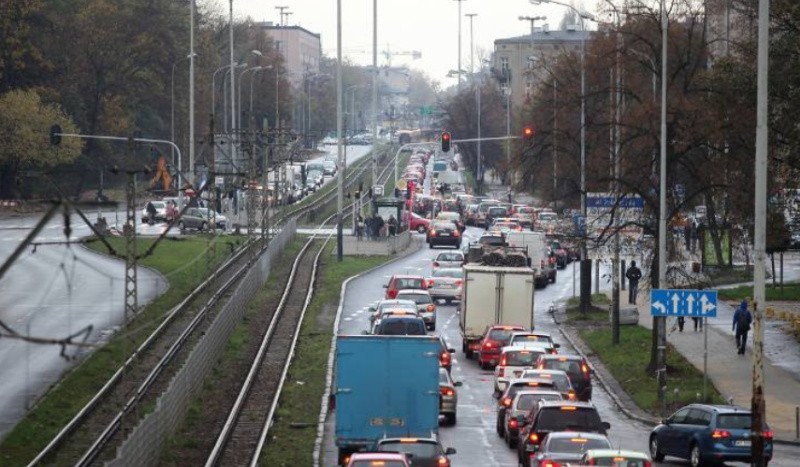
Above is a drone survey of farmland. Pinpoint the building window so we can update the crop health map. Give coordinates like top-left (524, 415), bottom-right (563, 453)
top-left (500, 57), bottom-right (509, 72)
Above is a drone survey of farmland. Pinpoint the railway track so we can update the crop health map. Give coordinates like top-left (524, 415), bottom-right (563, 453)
top-left (25, 144), bottom-right (400, 466)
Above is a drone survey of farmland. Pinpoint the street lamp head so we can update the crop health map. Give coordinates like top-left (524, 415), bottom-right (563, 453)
top-left (529, 0), bottom-right (545, 4)
top-left (251, 50), bottom-right (263, 57)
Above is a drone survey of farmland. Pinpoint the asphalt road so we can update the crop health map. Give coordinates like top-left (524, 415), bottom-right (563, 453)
top-left (325, 227), bottom-right (800, 466)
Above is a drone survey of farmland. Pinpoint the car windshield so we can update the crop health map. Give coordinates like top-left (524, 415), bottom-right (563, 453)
top-left (378, 441), bottom-right (440, 458)
top-left (439, 371), bottom-right (450, 384)
top-left (437, 252), bottom-right (462, 261)
top-left (488, 329), bottom-right (518, 343)
top-left (480, 236), bottom-right (504, 246)
top-left (488, 208), bottom-right (508, 216)
top-left (395, 278), bottom-right (425, 289)
top-left (538, 407), bottom-right (604, 431)
top-left (539, 213), bottom-right (557, 222)
top-left (518, 207), bottom-right (534, 213)
top-left (547, 437), bottom-right (610, 453)
top-left (351, 460), bottom-right (407, 467)
top-left (432, 269), bottom-right (462, 278)
top-left (516, 393), bottom-right (562, 411)
top-left (504, 350), bottom-right (541, 366)
top-left (399, 293), bottom-right (431, 304)
top-left (717, 414), bottom-right (753, 429)
top-left (543, 359), bottom-right (582, 376)
top-left (587, 457), bottom-right (648, 467)
top-left (512, 334), bottom-right (553, 345)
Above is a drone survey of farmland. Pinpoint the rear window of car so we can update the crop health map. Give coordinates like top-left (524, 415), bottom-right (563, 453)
top-left (432, 269), bottom-right (463, 278)
top-left (537, 407), bottom-right (604, 432)
top-left (399, 293), bottom-right (431, 304)
top-left (378, 442), bottom-right (439, 458)
top-left (547, 437), bottom-right (610, 453)
top-left (395, 278), bottom-right (424, 289)
top-left (488, 207), bottom-right (508, 216)
top-left (433, 222), bottom-right (454, 229)
top-left (480, 235), bottom-right (505, 246)
top-left (542, 359), bottom-right (582, 375)
top-left (539, 213), bottom-right (557, 222)
top-left (516, 393), bottom-right (562, 411)
top-left (488, 329), bottom-right (518, 343)
top-left (588, 457), bottom-right (648, 467)
top-left (717, 414), bottom-right (752, 429)
top-left (379, 319), bottom-right (426, 335)
top-left (508, 382), bottom-right (556, 399)
top-left (505, 350), bottom-right (540, 366)
top-left (350, 461), bottom-right (406, 467)
top-left (437, 252), bottom-right (462, 261)
top-left (512, 335), bottom-right (553, 345)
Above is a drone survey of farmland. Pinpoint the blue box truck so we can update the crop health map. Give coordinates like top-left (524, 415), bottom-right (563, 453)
top-left (334, 335), bottom-right (441, 464)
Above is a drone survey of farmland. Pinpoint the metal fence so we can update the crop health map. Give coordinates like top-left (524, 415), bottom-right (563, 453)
top-left (108, 220), bottom-right (297, 466)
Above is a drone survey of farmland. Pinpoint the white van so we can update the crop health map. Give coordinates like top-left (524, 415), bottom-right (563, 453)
top-left (505, 230), bottom-right (555, 287)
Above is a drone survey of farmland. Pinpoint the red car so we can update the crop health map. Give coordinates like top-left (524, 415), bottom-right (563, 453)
top-left (384, 274), bottom-right (427, 299)
top-left (404, 211), bottom-right (431, 234)
top-left (477, 325), bottom-right (526, 370)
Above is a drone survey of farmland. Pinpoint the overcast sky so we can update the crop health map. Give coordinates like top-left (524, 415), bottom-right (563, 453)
top-left (227, 0), bottom-right (605, 85)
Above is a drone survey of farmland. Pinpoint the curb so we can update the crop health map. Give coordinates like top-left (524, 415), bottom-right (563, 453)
top-left (312, 236), bottom-right (424, 466)
top-left (548, 302), bottom-right (659, 427)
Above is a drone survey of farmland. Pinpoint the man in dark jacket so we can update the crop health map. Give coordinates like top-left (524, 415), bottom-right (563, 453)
top-left (625, 261), bottom-right (643, 304)
top-left (732, 300), bottom-right (752, 355)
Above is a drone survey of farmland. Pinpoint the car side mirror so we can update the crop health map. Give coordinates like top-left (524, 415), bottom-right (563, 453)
top-left (369, 315), bottom-right (376, 323)
top-left (553, 343), bottom-right (561, 349)
top-left (454, 381), bottom-right (463, 387)
top-left (382, 284), bottom-right (388, 288)
top-left (445, 447), bottom-right (457, 455)
top-left (602, 421), bottom-right (611, 430)
top-left (448, 348), bottom-right (455, 353)
top-left (661, 418), bottom-right (670, 425)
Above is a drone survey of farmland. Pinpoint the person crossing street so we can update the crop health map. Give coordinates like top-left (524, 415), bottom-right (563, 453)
top-left (732, 299), bottom-right (753, 355)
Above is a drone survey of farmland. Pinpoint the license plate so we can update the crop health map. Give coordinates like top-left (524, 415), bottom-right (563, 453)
top-left (735, 440), bottom-right (751, 447)
top-left (526, 444), bottom-right (537, 451)
top-left (440, 233), bottom-right (450, 236)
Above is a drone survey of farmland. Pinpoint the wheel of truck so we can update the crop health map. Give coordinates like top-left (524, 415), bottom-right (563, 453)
top-left (445, 412), bottom-right (457, 426)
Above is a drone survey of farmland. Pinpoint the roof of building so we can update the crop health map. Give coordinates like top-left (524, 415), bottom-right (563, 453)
top-left (495, 29), bottom-right (592, 45)
top-left (256, 22), bottom-right (320, 39)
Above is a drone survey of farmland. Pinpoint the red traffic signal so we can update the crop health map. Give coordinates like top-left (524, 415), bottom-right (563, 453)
top-left (522, 126), bottom-right (535, 140)
top-left (441, 132), bottom-right (451, 152)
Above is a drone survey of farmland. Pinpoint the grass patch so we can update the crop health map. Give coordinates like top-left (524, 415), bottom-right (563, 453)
top-left (0, 235), bottom-right (238, 466)
top-left (705, 267), bottom-right (753, 288)
top-left (580, 326), bottom-right (726, 415)
top-left (564, 294), bottom-right (610, 324)
top-left (259, 245), bottom-right (392, 466)
top-left (718, 282), bottom-right (800, 301)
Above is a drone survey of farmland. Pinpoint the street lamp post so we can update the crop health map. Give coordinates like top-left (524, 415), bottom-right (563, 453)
top-left (336, 0), bottom-right (344, 262)
top-left (188, 0), bottom-right (196, 186)
top-left (171, 53), bottom-right (194, 189)
top-left (372, 0), bottom-right (379, 184)
top-left (454, 0), bottom-right (467, 91)
top-left (657, 0), bottom-right (669, 410)
top-left (238, 66), bottom-right (264, 130)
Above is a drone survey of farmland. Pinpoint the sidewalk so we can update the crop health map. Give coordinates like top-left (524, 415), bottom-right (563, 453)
top-left (635, 295), bottom-right (800, 442)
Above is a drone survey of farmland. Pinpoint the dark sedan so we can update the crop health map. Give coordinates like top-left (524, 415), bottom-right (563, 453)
top-left (427, 221), bottom-right (461, 249)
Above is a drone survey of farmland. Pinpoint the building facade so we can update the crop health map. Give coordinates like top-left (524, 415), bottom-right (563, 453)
top-left (259, 23), bottom-right (321, 85)
top-left (493, 26), bottom-right (591, 110)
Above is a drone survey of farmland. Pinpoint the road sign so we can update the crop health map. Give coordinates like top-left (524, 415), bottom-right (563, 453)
top-left (396, 179), bottom-right (407, 190)
top-left (650, 289), bottom-right (718, 318)
top-left (372, 185), bottom-right (384, 196)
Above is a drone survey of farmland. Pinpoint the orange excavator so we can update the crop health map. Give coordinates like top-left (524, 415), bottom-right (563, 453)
top-left (150, 155), bottom-right (173, 191)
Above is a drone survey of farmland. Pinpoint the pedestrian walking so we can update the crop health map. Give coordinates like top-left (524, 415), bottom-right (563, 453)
top-left (387, 215), bottom-right (397, 236)
top-left (732, 300), bottom-right (752, 355)
top-left (692, 317), bottom-right (703, 332)
top-left (356, 215), bottom-right (364, 240)
top-left (684, 222), bottom-right (692, 251)
top-left (146, 201), bottom-right (157, 225)
top-left (690, 221), bottom-right (698, 253)
top-left (677, 316), bottom-right (685, 332)
top-left (374, 214), bottom-right (385, 239)
top-left (625, 261), bottom-right (642, 304)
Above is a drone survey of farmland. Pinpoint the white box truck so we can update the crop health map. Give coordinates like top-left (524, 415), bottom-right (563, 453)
top-left (505, 230), bottom-right (556, 288)
top-left (459, 264), bottom-right (535, 358)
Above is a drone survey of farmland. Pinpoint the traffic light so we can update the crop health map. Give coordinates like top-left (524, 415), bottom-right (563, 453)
top-left (441, 131), bottom-right (451, 152)
top-left (523, 125), bottom-right (535, 141)
top-left (49, 124), bottom-right (62, 146)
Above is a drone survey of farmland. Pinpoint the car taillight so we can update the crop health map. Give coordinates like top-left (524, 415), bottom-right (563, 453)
top-left (430, 230), bottom-right (437, 236)
top-left (499, 356), bottom-right (507, 366)
top-left (483, 340), bottom-right (496, 349)
top-left (567, 390), bottom-right (576, 401)
top-left (501, 397), bottom-right (512, 407)
top-left (711, 429), bottom-right (731, 439)
top-left (508, 418), bottom-right (518, 429)
top-left (643, 462), bottom-right (652, 467)
top-left (453, 229), bottom-right (460, 237)
top-left (433, 262), bottom-right (439, 267)
top-left (440, 387), bottom-right (454, 396)
top-left (541, 460), bottom-right (561, 467)
top-left (498, 367), bottom-right (505, 377)
top-left (427, 304), bottom-right (435, 312)
top-left (582, 363), bottom-right (590, 377)
top-left (440, 351), bottom-right (451, 366)
top-left (388, 290), bottom-right (397, 299)
top-left (765, 430), bottom-right (774, 439)
top-left (437, 457), bottom-right (450, 467)
top-left (529, 432), bottom-right (539, 443)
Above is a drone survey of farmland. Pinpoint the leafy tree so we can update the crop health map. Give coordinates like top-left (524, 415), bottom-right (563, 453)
top-left (0, 89), bottom-right (82, 197)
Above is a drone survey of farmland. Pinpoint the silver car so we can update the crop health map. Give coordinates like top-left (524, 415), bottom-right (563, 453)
top-left (432, 251), bottom-right (465, 269)
top-left (426, 268), bottom-right (463, 304)
top-left (395, 289), bottom-right (437, 331)
top-left (439, 367), bottom-right (462, 426)
top-left (502, 389), bottom-right (563, 447)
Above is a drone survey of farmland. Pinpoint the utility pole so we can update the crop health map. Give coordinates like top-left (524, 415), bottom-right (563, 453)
top-left (657, 0), bottom-right (669, 410)
top-left (453, 0), bottom-right (467, 91)
top-left (124, 166), bottom-right (138, 322)
top-left (188, 0), bottom-right (196, 185)
top-left (466, 13), bottom-right (477, 74)
top-left (372, 0), bottom-right (378, 184)
top-left (336, 0), bottom-right (344, 261)
top-left (751, 0), bottom-right (769, 464)
top-left (612, 14), bottom-right (622, 345)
